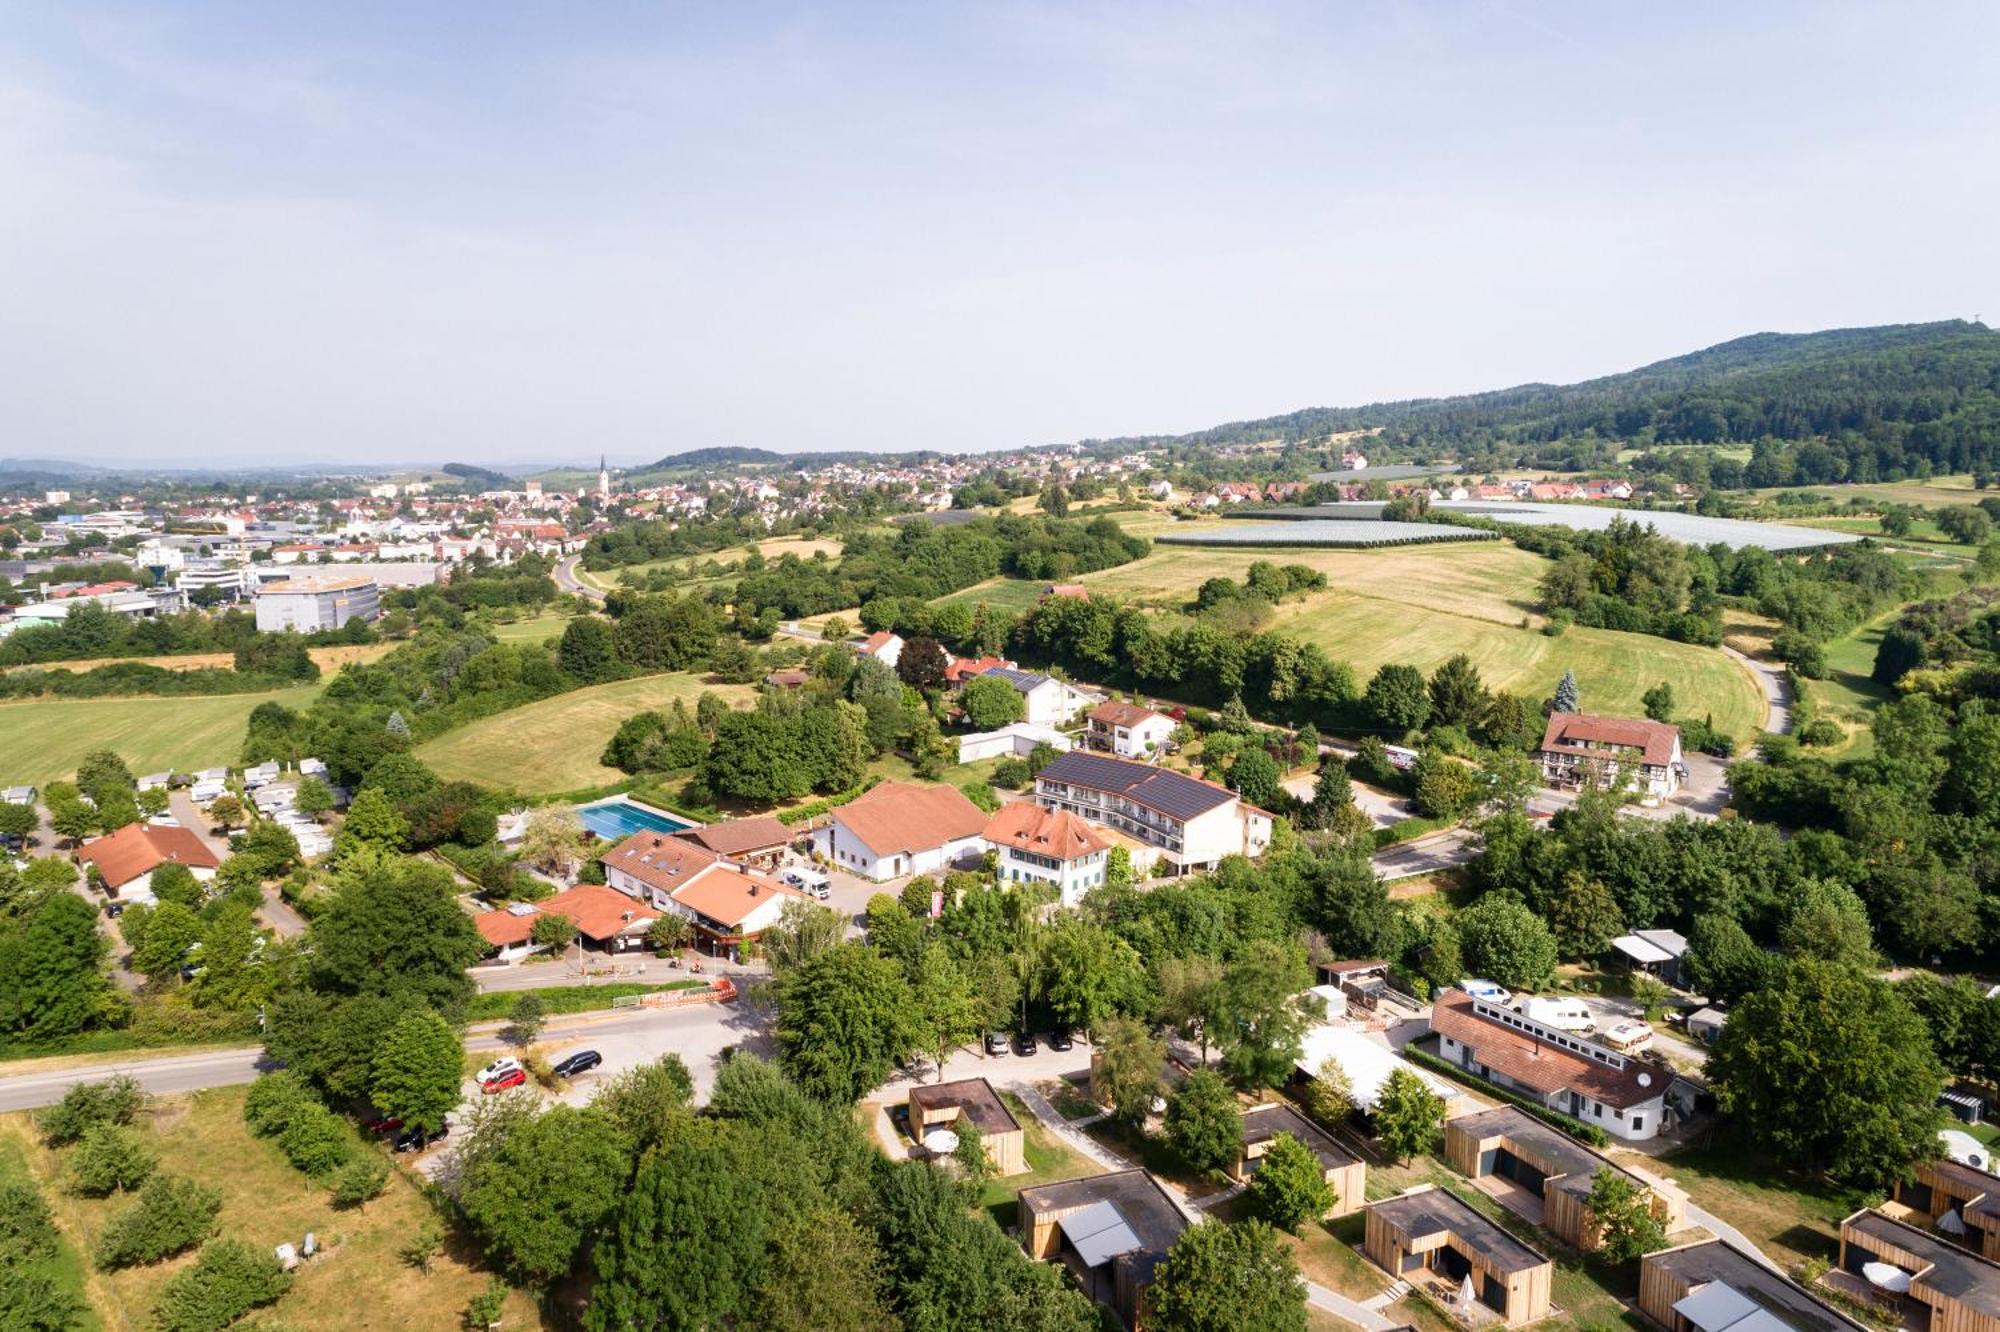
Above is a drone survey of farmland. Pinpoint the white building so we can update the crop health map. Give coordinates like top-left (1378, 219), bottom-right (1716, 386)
top-left (856, 631), bottom-right (904, 667)
top-left (979, 667), bottom-right (1095, 728)
top-left (1294, 1024), bottom-right (1462, 1114)
top-left (810, 780), bottom-right (988, 881)
top-left (1084, 701), bottom-right (1177, 759)
top-left (1538, 713), bottom-right (1685, 801)
top-left (956, 722), bottom-right (1072, 765)
top-left (253, 576), bottom-right (381, 633)
top-left (983, 803), bottom-right (1111, 907)
top-left (1033, 751), bottom-right (1272, 874)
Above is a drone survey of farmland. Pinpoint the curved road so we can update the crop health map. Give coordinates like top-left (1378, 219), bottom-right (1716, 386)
top-left (1720, 643), bottom-right (1790, 736)
top-left (554, 554), bottom-right (606, 603)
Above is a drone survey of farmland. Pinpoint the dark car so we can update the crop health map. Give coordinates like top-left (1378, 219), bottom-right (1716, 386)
top-left (1013, 1031), bottom-right (1039, 1057)
top-left (1047, 1028), bottom-right (1074, 1052)
top-left (363, 1115), bottom-right (404, 1137)
top-left (393, 1121), bottom-right (449, 1153)
top-left (984, 1031), bottom-right (1010, 1056)
top-left (552, 1049), bottom-right (602, 1079)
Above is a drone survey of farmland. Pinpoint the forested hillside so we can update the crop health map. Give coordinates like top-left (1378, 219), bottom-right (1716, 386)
top-left (1091, 321), bottom-right (2000, 481)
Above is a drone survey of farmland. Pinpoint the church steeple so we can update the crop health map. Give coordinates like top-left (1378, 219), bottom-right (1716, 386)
top-left (596, 454), bottom-right (610, 501)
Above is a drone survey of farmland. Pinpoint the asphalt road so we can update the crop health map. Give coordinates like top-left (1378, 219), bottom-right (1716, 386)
top-left (553, 554), bottom-right (605, 603)
top-left (1371, 828), bottom-right (1479, 881)
top-left (1721, 643), bottom-right (1790, 736)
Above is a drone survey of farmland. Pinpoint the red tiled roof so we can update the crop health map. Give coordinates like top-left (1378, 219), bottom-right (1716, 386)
top-left (831, 781), bottom-right (988, 857)
top-left (76, 823), bottom-right (220, 890)
top-left (983, 803), bottom-right (1110, 862)
top-left (667, 864), bottom-right (804, 928)
top-left (1539, 713), bottom-right (1680, 767)
top-left (1088, 700), bottom-right (1166, 729)
top-left (600, 831), bottom-right (720, 897)
top-left (945, 655), bottom-right (1014, 684)
top-left (473, 882), bottom-right (657, 947)
top-left (673, 817), bottom-right (793, 857)
top-left (1430, 991), bottom-right (1662, 1109)
top-left (860, 631), bottom-right (899, 653)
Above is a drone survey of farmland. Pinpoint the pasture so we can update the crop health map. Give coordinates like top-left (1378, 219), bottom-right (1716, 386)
top-left (1749, 474), bottom-right (1987, 509)
top-left (414, 671), bottom-right (756, 793)
top-left (0, 683), bottom-right (324, 788)
top-left (0, 641), bottom-right (394, 676)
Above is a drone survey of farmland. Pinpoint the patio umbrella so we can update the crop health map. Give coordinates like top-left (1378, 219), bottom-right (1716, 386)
top-left (922, 1128), bottom-right (960, 1155)
top-left (1938, 1208), bottom-right (1968, 1236)
top-left (1457, 1274), bottom-right (1476, 1309)
top-left (1862, 1262), bottom-right (1912, 1294)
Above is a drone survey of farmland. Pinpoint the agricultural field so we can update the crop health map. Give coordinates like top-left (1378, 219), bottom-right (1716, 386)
top-left (580, 534), bottom-right (845, 592)
top-left (1158, 520), bottom-right (1497, 549)
top-left (933, 576), bottom-right (1057, 615)
top-left (0, 641), bottom-right (395, 676)
top-left (1747, 474), bottom-right (1988, 510)
top-left (480, 611), bottom-right (582, 644)
top-left (0, 683), bottom-right (324, 789)
top-left (0, 1088), bottom-right (540, 1331)
top-left (414, 672), bottom-right (756, 793)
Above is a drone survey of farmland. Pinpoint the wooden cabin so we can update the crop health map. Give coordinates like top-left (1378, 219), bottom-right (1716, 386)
top-left (907, 1078), bottom-right (1027, 1176)
top-left (1640, 1238), bottom-right (1865, 1332)
top-left (1232, 1102), bottom-right (1367, 1218)
top-left (1364, 1186), bottom-right (1553, 1326)
top-left (1840, 1208), bottom-right (2000, 1332)
top-left (1891, 1158), bottom-right (2000, 1262)
top-left (1444, 1105), bottom-right (1687, 1251)
top-left (1019, 1170), bottom-right (1187, 1329)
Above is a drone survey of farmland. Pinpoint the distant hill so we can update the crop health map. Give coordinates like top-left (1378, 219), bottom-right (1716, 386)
top-left (440, 462), bottom-right (514, 489)
top-left (1092, 320), bottom-right (2000, 479)
top-left (643, 447), bottom-right (789, 470)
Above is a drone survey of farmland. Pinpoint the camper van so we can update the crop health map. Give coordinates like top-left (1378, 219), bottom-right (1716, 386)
top-left (1599, 1019), bottom-right (1654, 1054)
top-left (1519, 997), bottom-right (1593, 1032)
top-left (783, 867), bottom-right (832, 901)
top-left (1459, 978), bottom-right (1511, 1005)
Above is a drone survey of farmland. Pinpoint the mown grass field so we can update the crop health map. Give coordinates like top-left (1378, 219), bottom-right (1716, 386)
top-left (580, 534), bottom-right (845, 591)
top-left (414, 672), bottom-right (756, 793)
top-left (0, 1087), bottom-right (542, 1331)
top-left (481, 611), bottom-right (581, 644)
top-left (1749, 474), bottom-right (1986, 509)
top-left (0, 683), bottom-right (325, 788)
top-left (0, 641), bottom-right (396, 676)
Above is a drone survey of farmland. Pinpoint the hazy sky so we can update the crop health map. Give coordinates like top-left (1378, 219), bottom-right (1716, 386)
top-left (2, 3), bottom-right (1996, 467)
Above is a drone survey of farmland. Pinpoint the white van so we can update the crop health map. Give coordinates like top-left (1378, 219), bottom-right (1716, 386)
top-left (1459, 978), bottom-right (1511, 1005)
top-left (1520, 997), bottom-right (1593, 1032)
top-left (784, 868), bottom-right (831, 900)
top-left (1599, 1019), bottom-right (1654, 1053)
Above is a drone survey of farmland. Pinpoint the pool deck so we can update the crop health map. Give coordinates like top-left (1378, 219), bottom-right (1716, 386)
top-left (576, 794), bottom-right (699, 841)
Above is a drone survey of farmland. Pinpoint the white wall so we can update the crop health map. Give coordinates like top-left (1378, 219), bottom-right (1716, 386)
top-left (812, 820), bottom-right (984, 882)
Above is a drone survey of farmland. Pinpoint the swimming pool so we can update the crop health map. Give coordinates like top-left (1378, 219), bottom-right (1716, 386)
top-left (576, 798), bottom-right (694, 842)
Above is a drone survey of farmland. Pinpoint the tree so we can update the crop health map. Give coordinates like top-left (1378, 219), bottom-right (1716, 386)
top-left (1039, 917), bottom-right (1145, 1037)
top-left (756, 1207), bottom-right (899, 1332)
top-left (1148, 1219), bottom-right (1307, 1332)
top-left (517, 807), bottom-right (587, 879)
top-left (1164, 1068), bottom-right (1241, 1174)
top-left (1685, 914), bottom-right (1776, 1005)
top-left (776, 943), bottom-right (920, 1102)
top-left (294, 775), bottom-right (335, 819)
top-left (95, 1173), bottom-right (221, 1269)
top-left (1583, 1166), bottom-right (1667, 1261)
top-left (465, 1278), bottom-right (508, 1330)
top-left (1641, 682), bottom-right (1676, 723)
top-left (1544, 870), bottom-right (1626, 959)
top-left (1300, 1058), bottom-right (1355, 1127)
top-left (703, 710), bottom-right (809, 802)
top-left (595, 1055), bottom-right (694, 1153)
top-left (37, 1076), bottom-right (144, 1147)
top-left (459, 1104), bottom-right (631, 1284)
top-left (1372, 1067), bottom-right (1446, 1162)
top-left (1155, 955), bottom-right (1226, 1063)
top-left (0, 802), bottom-right (35, 843)
top-left (1250, 1131), bottom-right (1337, 1231)
top-left (75, 750), bottom-right (133, 801)
top-left (1412, 749), bottom-right (1478, 818)
top-left (821, 616), bottom-right (853, 643)
top-left (48, 799), bottom-right (98, 845)
top-left (1428, 654), bottom-right (1489, 728)
top-left (130, 900), bottom-right (202, 981)
top-left (1552, 668), bottom-right (1581, 714)
top-left (908, 942), bottom-right (981, 1081)
top-left (371, 1009), bottom-right (464, 1133)
top-left (1938, 505), bottom-right (1993, 545)
top-left (331, 1154), bottom-right (391, 1207)
top-left (1457, 894), bottom-right (1558, 990)
top-left (1365, 663), bottom-right (1431, 734)
top-left (531, 913), bottom-right (578, 950)
top-left (1710, 960), bottom-right (1945, 1184)
top-left (1779, 879), bottom-right (1876, 967)
top-left (894, 637), bottom-right (948, 694)
top-left (1227, 748), bottom-right (1283, 810)
top-left (559, 615), bottom-right (619, 683)
top-left (959, 675), bottom-right (1025, 728)
top-left (338, 788), bottom-right (408, 852)
top-left (586, 1125), bottom-right (769, 1332)
top-left (205, 794), bottom-right (244, 831)
top-left (0, 892), bottom-right (115, 1042)
top-left (310, 855), bottom-right (484, 1014)
top-left (152, 1238), bottom-right (291, 1332)
top-left (509, 991), bottom-right (546, 1047)
top-left (762, 900), bottom-right (845, 976)
top-left (67, 1124), bottom-right (156, 1196)
top-left (1091, 1015), bottom-right (1166, 1126)
top-left (1216, 941), bottom-right (1311, 1089)
top-left (1873, 626), bottom-right (1926, 687)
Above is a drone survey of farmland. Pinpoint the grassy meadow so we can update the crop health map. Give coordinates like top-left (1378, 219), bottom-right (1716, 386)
top-left (414, 671), bottom-right (756, 793)
top-left (0, 683), bottom-right (324, 789)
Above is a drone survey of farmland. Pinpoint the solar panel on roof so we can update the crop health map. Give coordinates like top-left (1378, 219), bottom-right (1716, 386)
top-left (1674, 1282), bottom-right (1763, 1332)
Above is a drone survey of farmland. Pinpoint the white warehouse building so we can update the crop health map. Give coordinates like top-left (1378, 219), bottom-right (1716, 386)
top-left (253, 576), bottom-right (382, 633)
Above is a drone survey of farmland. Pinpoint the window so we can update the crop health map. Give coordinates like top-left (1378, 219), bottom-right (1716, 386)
top-left (1631, 1117), bottom-right (1644, 1132)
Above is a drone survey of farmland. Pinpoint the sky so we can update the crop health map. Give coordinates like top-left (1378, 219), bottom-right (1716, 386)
top-left (1, 3), bottom-right (1996, 469)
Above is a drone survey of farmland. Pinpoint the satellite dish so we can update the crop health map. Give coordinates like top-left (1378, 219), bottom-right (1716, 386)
top-left (1637, 1073), bottom-right (1652, 1087)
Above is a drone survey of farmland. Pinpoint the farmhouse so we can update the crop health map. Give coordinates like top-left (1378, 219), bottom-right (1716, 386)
top-left (1640, 1238), bottom-right (1866, 1332)
top-left (599, 831), bottom-right (806, 952)
top-left (1234, 1103), bottom-right (1366, 1217)
top-left (1539, 712), bottom-right (1684, 800)
top-left (671, 816), bottom-right (794, 869)
top-left (983, 802), bottom-right (1111, 907)
top-left (979, 666), bottom-right (1095, 728)
top-left (1839, 1208), bottom-right (2000, 1332)
top-left (1085, 701), bottom-right (1177, 759)
top-left (75, 822), bottom-right (221, 902)
top-left (856, 630), bottom-right (903, 667)
top-left (809, 780), bottom-right (988, 881)
top-left (1034, 751), bottom-right (1272, 873)
top-left (1444, 1106), bottom-right (1688, 1251)
top-left (1429, 988), bottom-right (1672, 1142)
top-left (907, 1078), bottom-right (1027, 1176)
top-left (1018, 1170), bottom-right (1187, 1328)
top-left (1364, 1185), bottom-right (1554, 1326)
top-left (1889, 1157), bottom-right (2000, 1262)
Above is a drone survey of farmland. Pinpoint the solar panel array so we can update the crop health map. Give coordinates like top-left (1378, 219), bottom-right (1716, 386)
top-left (1038, 751), bottom-right (1233, 819)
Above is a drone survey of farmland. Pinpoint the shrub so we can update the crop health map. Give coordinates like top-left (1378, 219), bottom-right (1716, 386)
top-left (0, 1270), bottom-right (85, 1332)
top-left (990, 758), bottom-right (1033, 790)
top-left (0, 1179), bottom-right (57, 1265)
top-left (152, 1238), bottom-right (292, 1332)
top-left (277, 1108), bottom-right (353, 1178)
top-left (243, 1072), bottom-right (318, 1138)
top-left (37, 1075), bottom-right (144, 1147)
top-left (67, 1124), bottom-right (157, 1196)
top-left (96, 1173), bottom-right (221, 1269)
top-left (1799, 718), bottom-right (1844, 748)
top-left (465, 1278), bottom-right (508, 1330)
top-left (1248, 1131), bottom-right (1337, 1232)
top-left (330, 1155), bottom-right (391, 1208)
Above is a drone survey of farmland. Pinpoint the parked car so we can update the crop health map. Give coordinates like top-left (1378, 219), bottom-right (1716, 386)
top-left (1047, 1028), bottom-right (1074, 1052)
top-left (552, 1049), bottom-right (602, 1079)
top-left (482, 1066), bottom-right (528, 1094)
top-left (475, 1056), bottom-right (523, 1085)
top-left (393, 1122), bottom-right (448, 1153)
top-left (1013, 1031), bottom-right (1039, 1057)
top-left (363, 1115), bottom-right (404, 1137)
top-left (984, 1031), bottom-right (1010, 1056)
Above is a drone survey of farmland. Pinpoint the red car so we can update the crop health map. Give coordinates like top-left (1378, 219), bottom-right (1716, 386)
top-left (481, 1067), bottom-right (528, 1094)
top-left (362, 1116), bottom-right (404, 1137)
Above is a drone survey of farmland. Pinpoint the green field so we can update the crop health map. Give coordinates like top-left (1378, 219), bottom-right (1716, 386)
top-left (933, 577), bottom-right (1056, 615)
top-left (0, 684), bottom-right (324, 788)
top-left (1751, 474), bottom-right (1987, 509)
top-left (481, 611), bottom-right (582, 644)
top-left (414, 672), bottom-right (756, 793)
top-left (1068, 540), bottom-right (1767, 738)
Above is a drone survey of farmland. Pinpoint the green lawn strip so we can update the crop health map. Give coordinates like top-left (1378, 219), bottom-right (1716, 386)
top-left (1655, 1131), bottom-right (1871, 1274)
top-left (461, 980), bottom-right (708, 1022)
top-left (976, 1091), bottom-right (1103, 1230)
top-left (0, 1132), bottom-right (101, 1330)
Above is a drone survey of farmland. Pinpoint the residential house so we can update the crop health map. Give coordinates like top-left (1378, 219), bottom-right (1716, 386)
top-left (1610, 928), bottom-right (1691, 987)
top-left (1444, 1106), bottom-right (1688, 1251)
top-left (956, 721), bottom-right (1072, 765)
top-left (2, 785), bottom-right (34, 806)
top-left (809, 780), bottom-right (988, 881)
top-left (1364, 1186), bottom-right (1554, 1326)
top-left (1018, 1170), bottom-right (1187, 1328)
top-left (1034, 751), bottom-right (1272, 873)
top-left (1539, 713), bottom-right (1684, 800)
top-left (908, 1078), bottom-right (1027, 1175)
top-left (671, 816), bottom-right (794, 869)
top-left (75, 822), bottom-right (221, 903)
top-left (1085, 701), bottom-right (1176, 759)
top-left (983, 803), bottom-right (1112, 907)
top-left (856, 631), bottom-right (904, 667)
top-left (979, 667), bottom-right (1095, 728)
top-left (1890, 1157), bottom-right (2000, 1261)
top-left (1839, 1209), bottom-right (2000, 1332)
top-left (944, 654), bottom-right (1015, 686)
top-left (1640, 1238), bottom-right (1866, 1332)
top-left (599, 832), bottom-right (807, 953)
top-left (1233, 1103), bottom-right (1366, 1218)
top-left (1429, 988), bottom-right (1673, 1142)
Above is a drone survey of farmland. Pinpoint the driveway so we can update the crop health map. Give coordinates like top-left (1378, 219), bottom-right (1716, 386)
top-left (1282, 772), bottom-right (1410, 829)
top-left (1721, 643), bottom-right (1790, 735)
top-left (168, 789), bottom-right (309, 937)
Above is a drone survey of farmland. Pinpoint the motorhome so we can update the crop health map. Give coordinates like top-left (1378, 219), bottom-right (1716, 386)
top-left (1520, 997), bottom-right (1593, 1032)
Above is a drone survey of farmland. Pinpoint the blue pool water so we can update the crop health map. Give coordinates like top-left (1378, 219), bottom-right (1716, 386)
top-left (577, 799), bottom-right (694, 842)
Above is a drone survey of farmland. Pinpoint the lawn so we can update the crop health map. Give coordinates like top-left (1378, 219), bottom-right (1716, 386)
top-left (481, 611), bottom-right (582, 644)
top-left (1656, 1132), bottom-right (1872, 1275)
top-left (0, 1133), bottom-right (99, 1330)
top-left (0, 682), bottom-right (325, 788)
top-left (0, 641), bottom-right (395, 676)
top-left (1749, 476), bottom-right (1988, 510)
top-left (1809, 611), bottom-right (1902, 757)
top-left (414, 672), bottom-right (756, 793)
top-left (933, 576), bottom-right (1057, 615)
top-left (0, 1086), bottom-right (543, 1331)
top-left (975, 1091), bottom-right (1102, 1230)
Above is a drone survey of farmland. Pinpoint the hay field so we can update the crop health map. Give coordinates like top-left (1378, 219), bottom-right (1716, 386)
top-left (0, 683), bottom-right (325, 788)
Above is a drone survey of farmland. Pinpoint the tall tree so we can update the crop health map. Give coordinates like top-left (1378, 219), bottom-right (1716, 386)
top-left (908, 942), bottom-right (981, 1082)
top-left (1163, 1068), bottom-right (1241, 1174)
top-left (1148, 1219), bottom-right (1308, 1332)
top-left (1216, 941), bottom-right (1312, 1090)
top-left (756, 1208), bottom-right (901, 1332)
top-left (1249, 1131), bottom-right (1338, 1232)
top-left (895, 637), bottom-right (950, 693)
top-left (369, 1009), bottom-right (463, 1133)
top-left (1090, 1015), bottom-right (1167, 1127)
top-left (1364, 663), bottom-right (1431, 735)
top-left (1583, 1167), bottom-right (1668, 1262)
top-left (1372, 1067), bottom-right (1446, 1162)
top-left (310, 855), bottom-right (483, 1014)
top-left (1552, 669), bottom-right (1581, 714)
top-left (776, 943), bottom-right (920, 1103)
top-left (558, 615), bottom-right (619, 683)
top-left (1428, 654), bottom-right (1489, 728)
top-left (458, 1104), bottom-right (631, 1284)
top-left (1457, 894), bottom-right (1558, 990)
